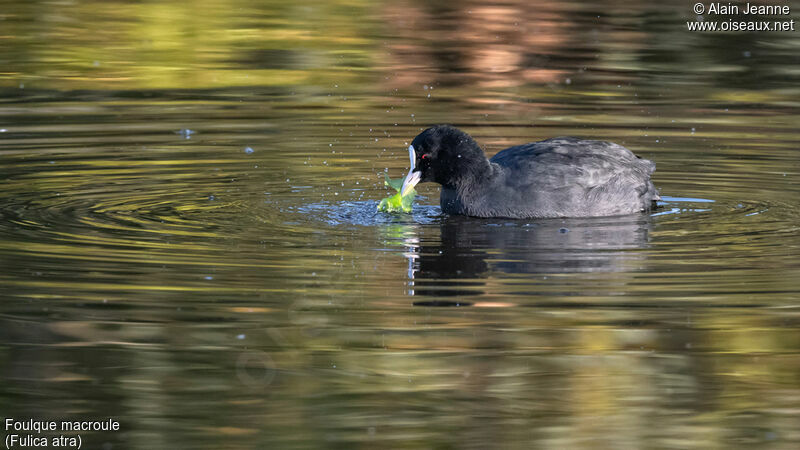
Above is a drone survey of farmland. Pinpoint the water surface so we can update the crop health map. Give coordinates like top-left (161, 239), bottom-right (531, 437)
top-left (1, 0), bottom-right (799, 448)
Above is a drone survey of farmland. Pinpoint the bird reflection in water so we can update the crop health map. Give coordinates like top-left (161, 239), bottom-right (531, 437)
top-left (407, 215), bottom-right (652, 306)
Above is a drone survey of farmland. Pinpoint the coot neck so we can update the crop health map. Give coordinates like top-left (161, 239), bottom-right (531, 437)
top-left (442, 142), bottom-right (496, 197)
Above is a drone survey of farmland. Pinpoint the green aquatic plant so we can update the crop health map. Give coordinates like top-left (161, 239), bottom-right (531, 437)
top-left (377, 174), bottom-right (416, 213)
top-left (378, 145), bottom-right (419, 213)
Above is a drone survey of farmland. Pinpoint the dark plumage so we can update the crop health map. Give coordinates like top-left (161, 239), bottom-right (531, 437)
top-left (401, 125), bottom-right (659, 218)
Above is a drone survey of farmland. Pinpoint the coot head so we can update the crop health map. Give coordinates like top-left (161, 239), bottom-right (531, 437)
top-left (401, 125), bottom-right (488, 195)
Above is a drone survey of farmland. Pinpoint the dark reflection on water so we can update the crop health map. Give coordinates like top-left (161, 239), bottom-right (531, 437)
top-left (1, 0), bottom-right (800, 448)
top-left (408, 215), bottom-right (651, 297)
top-left (430, 216), bottom-right (649, 272)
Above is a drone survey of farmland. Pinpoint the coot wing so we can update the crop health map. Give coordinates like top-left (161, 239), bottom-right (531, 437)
top-left (490, 137), bottom-right (654, 191)
top-left (484, 137), bottom-right (657, 217)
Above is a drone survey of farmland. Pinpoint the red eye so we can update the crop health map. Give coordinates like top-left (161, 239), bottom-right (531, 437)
top-left (421, 154), bottom-right (429, 160)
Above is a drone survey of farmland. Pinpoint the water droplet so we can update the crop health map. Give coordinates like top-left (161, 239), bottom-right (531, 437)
top-left (177, 128), bottom-right (195, 139)
top-left (244, 146), bottom-right (254, 154)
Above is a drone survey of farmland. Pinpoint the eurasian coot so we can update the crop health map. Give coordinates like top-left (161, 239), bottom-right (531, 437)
top-left (401, 125), bottom-right (659, 218)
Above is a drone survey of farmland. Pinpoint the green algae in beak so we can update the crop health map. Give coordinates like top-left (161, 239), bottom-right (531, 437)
top-left (377, 174), bottom-right (416, 213)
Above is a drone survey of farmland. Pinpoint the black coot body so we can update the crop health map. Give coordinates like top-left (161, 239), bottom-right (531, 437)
top-left (402, 125), bottom-right (659, 218)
